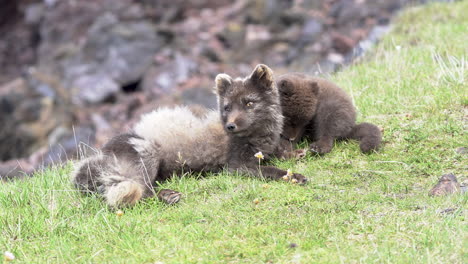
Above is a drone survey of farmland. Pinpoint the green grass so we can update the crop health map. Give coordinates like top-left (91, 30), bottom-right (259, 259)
top-left (1, 2), bottom-right (467, 263)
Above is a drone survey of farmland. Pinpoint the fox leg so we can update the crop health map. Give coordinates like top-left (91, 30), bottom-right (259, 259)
top-left (309, 135), bottom-right (334, 154)
top-left (231, 165), bottom-right (308, 184)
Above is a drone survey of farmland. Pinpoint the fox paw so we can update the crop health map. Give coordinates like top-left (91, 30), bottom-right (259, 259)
top-left (292, 173), bottom-right (308, 185)
top-left (281, 149), bottom-right (307, 159)
top-left (294, 149), bottom-right (307, 159)
top-left (157, 189), bottom-right (182, 205)
top-left (310, 142), bottom-right (332, 154)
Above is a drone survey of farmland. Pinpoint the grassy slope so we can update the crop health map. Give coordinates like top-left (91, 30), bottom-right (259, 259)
top-left (1, 2), bottom-right (467, 263)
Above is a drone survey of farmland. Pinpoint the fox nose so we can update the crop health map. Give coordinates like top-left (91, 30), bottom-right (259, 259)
top-left (226, 123), bottom-right (236, 131)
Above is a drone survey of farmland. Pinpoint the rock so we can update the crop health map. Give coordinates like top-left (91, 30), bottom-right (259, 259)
top-left (142, 53), bottom-right (197, 97)
top-left (37, 1), bottom-right (162, 105)
top-left (0, 159), bottom-right (34, 180)
top-left (181, 86), bottom-right (218, 109)
top-left (217, 22), bottom-right (246, 49)
top-left (40, 126), bottom-right (96, 167)
top-left (429, 173), bottom-right (461, 196)
top-left (24, 3), bottom-right (45, 25)
top-left (455, 147), bottom-right (467, 155)
top-left (0, 71), bottom-right (74, 162)
top-left (288, 243), bottom-right (298, 248)
top-left (0, 78), bottom-right (37, 161)
top-left (327, 52), bottom-right (345, 64)
top-left (331, 1), bottom-right (372, 27)
top-left (71, 73), bottom-right (120, 104)
top-left (0, 2), bottom-right (38, 84)
top-left (300, 19), bottom-right (323, 44)
top-left (331, 32), bottom-right (356, 54)
top-left (245, 25), bottom-right (271, 45)
top-left (83, 13), bottom-right (160, 85)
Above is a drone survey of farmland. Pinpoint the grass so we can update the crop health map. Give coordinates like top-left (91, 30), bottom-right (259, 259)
top-left (1, 1), bottom-right (467, 263)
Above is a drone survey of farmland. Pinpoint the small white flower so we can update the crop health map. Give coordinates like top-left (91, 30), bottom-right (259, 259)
top-left (254, 152), bottom-right (264, 160)
top-left (395, 45), bottom-right (401, 51)
top-left (286, 169), bottom-right (293, 177)
top-left (4, 251), bottom-right (15, 261)
top-left (116, 210), bottom-right (124, 217)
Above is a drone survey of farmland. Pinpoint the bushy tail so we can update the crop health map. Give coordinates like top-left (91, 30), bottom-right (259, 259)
top-left (104, 180), bottom-right (144, 207)
top-left (72, 155), bottom-right (145, 207)
top-left (347, 122), bottom-right (382, 153)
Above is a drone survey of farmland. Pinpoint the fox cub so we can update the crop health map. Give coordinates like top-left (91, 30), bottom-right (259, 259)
top-left (72, 65), bottom-right (307, 207)
top-left (277, 73), bottom-right (382, 155)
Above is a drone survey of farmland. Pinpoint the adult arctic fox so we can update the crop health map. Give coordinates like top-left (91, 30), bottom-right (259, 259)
top-left (72, 64), bottom-right (307, 207)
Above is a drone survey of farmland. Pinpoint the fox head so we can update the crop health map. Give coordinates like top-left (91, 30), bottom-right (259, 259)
top-left (214, 64), bottom-right (283, 137)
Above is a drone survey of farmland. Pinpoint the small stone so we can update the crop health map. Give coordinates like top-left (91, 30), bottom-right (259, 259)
top-left (327, 52), bottom-right (344, 64)
top-left (455, 147), bottom-right (467, 155)
top-left (438, 208), bottom-right (457, 215)
top-left (288, 243), bottom-right (298, 248)
top-left (331, 32), bottom-right (355, 54)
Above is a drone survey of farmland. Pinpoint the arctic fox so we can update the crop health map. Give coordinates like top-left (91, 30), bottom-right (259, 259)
top-left (72, 65), bottom-right (307, 207)
top-left (277, 73), bottom-right (382, 155)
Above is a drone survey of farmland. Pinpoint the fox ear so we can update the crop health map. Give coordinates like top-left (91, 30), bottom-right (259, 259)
top-left (310, 81), bottom-right (319, 95)
top-left (214, 73), bottom-right (233, 96)
top-left (249, 64), bottom-right (274, 91)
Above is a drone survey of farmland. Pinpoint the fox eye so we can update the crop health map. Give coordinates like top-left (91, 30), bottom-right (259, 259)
top-left (224, 105), bottom-right (231, 112)
top-left (281, 91), bottom-right (290, 97)
top-left (246, 101), bottom-right (254, 107)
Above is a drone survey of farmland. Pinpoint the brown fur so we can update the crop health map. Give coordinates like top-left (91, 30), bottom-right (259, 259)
top-left (277, 73), bottom-right (382, 154)
top-left (428, 173), bottom-right (460, 196)
top-left (72, 65), bottom-right (307, 207)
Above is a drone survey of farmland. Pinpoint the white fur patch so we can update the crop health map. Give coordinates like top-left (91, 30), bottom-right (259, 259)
top-left (133, 106), bottom-right (224, 152)
top-left (131, 106), bottom-right (228, 170)
top-left (135, 106), bottom-right (212, 141)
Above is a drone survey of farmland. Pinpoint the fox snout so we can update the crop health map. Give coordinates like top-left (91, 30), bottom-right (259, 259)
top-left (226, 123), bottom-right (237, 132)
top-left (224, 110), bottom-right (247, 133)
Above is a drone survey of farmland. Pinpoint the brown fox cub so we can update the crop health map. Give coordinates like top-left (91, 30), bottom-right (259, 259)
top-left (277, 73), bottom-right (382, 155)
top-left (72, 64), bottom-right (307, 207)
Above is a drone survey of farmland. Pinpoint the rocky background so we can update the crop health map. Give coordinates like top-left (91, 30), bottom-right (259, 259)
top-left (0, 0), bottom-right (452, 179)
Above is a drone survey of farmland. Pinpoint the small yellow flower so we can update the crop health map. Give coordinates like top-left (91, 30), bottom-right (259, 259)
top-left (282, 175), bottom-right (289, 181)
top-left (4, 251), bottom-right (15, 261)
top-left (253, 198), bottom-right (260, 204)
top-left (261, 184), bottom-right (270, 189)
top-left (286, 169), bottom-right (293, 177)
top-left (116, 210), bottom-right (124, 217)
top-left (254, 152), bottom-right (264, 160)
top-left (291, 178), bottom-right (298, 184)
